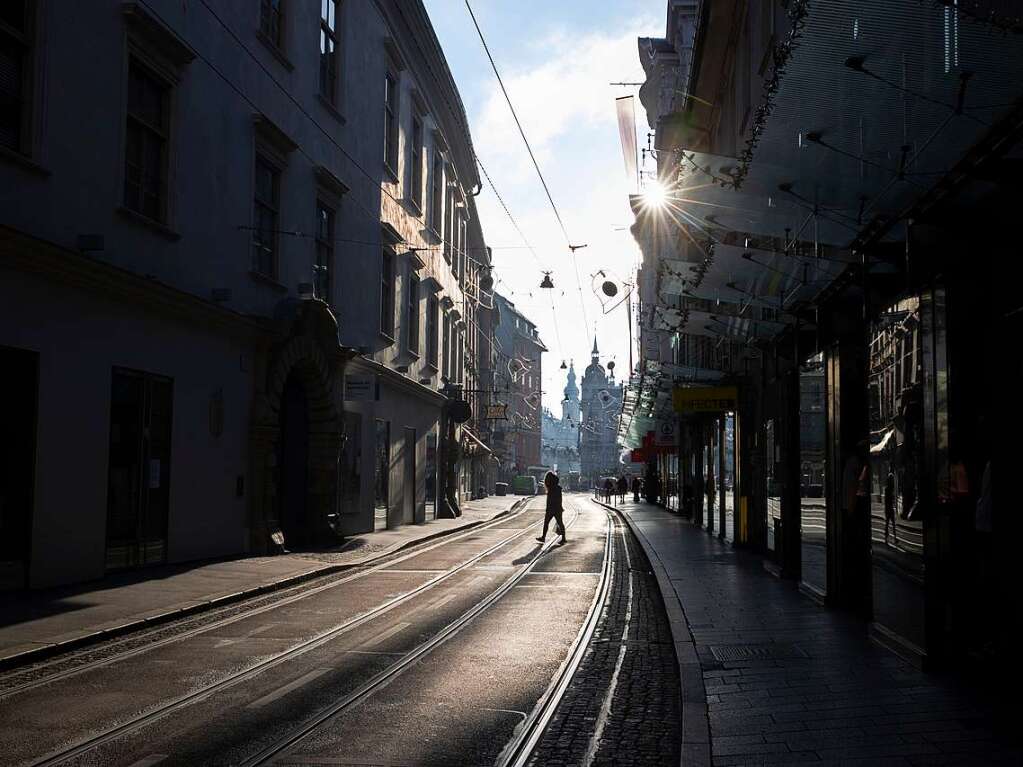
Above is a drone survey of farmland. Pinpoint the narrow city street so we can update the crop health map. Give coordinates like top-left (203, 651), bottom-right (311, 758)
top-left (0, 496), bottom-right (680, 767)
top-left (3, 0), bottom-right (1022, 764)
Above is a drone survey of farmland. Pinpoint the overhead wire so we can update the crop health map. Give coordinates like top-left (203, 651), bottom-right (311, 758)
top-left (147, 0), bottom-right (510, 289)
top-left (463, 0), bottom-right (592, 343)
top-left (165, 0), bottom-right (581, 384)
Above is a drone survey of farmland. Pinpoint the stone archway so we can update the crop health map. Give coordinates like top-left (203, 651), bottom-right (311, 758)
top-left (250, 300), bottom-right (344, 552)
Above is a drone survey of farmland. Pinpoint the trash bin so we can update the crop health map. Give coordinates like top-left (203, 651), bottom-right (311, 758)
top-left (494, 482), bottom-right (508, 496)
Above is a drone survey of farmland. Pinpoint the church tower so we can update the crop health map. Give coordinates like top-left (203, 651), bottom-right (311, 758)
top-left (562, 361), bottom-right (580, 423)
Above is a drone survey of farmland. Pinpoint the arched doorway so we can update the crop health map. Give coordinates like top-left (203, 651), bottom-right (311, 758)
top-left (251, 299), bottom-right (348, 553)
top-left (277, 371), bottom-right (310, 546)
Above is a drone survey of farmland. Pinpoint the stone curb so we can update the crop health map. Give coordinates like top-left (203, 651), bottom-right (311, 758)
top-left (592, 498), bottom-right (712, 767)
top-left (0, 497), bottom-right (529, 672)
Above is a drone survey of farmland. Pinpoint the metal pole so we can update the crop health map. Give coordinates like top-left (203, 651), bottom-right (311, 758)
top-left (719, 416), bottom-right (726, 538)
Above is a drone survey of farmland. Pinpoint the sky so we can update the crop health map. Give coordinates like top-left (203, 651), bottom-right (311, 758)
top-left (422, 0), bottom-right (663, 412)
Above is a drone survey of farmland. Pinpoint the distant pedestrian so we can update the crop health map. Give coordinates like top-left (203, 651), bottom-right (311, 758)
top-left (537, 472), bottom-right (567, 545)
top-left (603, 477), bottom-right (614, 503)
top-left (706, 472), bottom-right (716, 517)
top-left (631, 475), bottom-right (642, 503)
top-left (617, 475), bottom-right (627, 504)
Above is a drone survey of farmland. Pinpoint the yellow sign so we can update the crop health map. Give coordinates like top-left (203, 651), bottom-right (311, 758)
top-left (672, 385), bottom-right (737, 413)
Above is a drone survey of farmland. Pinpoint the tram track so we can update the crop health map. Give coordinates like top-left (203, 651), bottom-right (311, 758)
top-left (27, 502), bottom-right (585, 767)
top-left (0, 499), bottom-right (536, 701)
top-left (240, 506), bottom-right (605, 767)
top-left (497, 513), bottom-right (618, 767)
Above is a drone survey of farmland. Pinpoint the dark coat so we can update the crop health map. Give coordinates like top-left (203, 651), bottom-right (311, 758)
top-left (546, 485), bottom-right (563, 514)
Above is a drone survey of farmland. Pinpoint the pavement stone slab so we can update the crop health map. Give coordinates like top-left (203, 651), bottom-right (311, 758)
top-left (601, 499), bottom-right (1021, 767)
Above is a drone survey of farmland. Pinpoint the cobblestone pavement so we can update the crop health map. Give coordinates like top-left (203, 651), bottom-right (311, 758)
top-left (619, 502), bottom-right (1023, 767)
top-left (527, 515), bottom-right (682, 767)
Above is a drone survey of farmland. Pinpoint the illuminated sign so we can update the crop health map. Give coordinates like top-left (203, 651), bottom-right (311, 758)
top-left (672, 385), bottom-right (737, 413)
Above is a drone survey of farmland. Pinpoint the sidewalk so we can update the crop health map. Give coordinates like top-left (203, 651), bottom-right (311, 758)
top-left (0, 495), bottom-right (527, 669)
top-left (598, 499), bottom-right (1019, 766)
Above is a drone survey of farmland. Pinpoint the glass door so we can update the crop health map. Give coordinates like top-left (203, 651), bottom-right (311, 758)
top-left (425, 432), bottom-right (437, 520)
top-left (374, 420), bottom-right (390, 531)
top-left (799, 353), bottom-right (827, 597)
top-left (0, 347), bottom-right (38, 589)
top-left (105, 369), bottom-right (172, 570)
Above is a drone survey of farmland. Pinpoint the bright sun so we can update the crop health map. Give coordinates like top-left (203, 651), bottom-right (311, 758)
top-left (643, 179), bottom-right (669, 208)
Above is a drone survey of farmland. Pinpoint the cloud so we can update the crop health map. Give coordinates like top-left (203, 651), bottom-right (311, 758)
top-left (464, 17), bottom-right (656, 408)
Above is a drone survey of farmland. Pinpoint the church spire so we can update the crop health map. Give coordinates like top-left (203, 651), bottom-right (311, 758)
top-left (591, 335), bottom-right (599, 360)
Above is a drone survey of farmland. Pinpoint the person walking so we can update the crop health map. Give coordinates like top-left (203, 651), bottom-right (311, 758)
top-left (631, 475), bottom-right (642, 503)
top-left (537, 471), bottom-right (567, 545)
top-left (706, 472), bottom-right (716, 518)
top-left (617, 475), bottom-right (627, 505)
top-left (603, 477), bottom-right (614, 504)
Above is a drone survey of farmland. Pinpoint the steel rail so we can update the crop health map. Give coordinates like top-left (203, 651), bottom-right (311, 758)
top-left (242, 504), bottom-right (596, 767)
top-left (495, 509), bottom-right (616, 767)
top-left (29, 500), bottom-right (565, 767)
top-left (2, 498), bottom-right (537, 701)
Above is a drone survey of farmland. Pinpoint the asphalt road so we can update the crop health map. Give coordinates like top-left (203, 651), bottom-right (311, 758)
top-left (0, 494), bottom-right (610, 767)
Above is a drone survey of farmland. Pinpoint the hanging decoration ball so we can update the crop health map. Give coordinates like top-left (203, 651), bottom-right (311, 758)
top-left (539, 272), bottom-right (554, 289)
top-left (607, 360), bottom-right (616, 371)
top-left (480, 273), bottom-right (494, 292)
top-left (601, 280), bottom-right (618, 298)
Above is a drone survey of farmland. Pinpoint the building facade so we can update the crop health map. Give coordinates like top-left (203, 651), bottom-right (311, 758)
top-left (540, 361), bottom-right (581, 476)
top-left (579, 339), bottom-right (623, 485)
top-left (0, 0), bottom-right (492, 589)
top-left (626, 0), bottom-right (1023, 678)
top-left (491, 293), bottom-right (545, 482)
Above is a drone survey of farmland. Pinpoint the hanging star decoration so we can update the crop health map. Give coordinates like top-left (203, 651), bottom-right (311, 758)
top-left (732, 0), bottom-right (809, 190)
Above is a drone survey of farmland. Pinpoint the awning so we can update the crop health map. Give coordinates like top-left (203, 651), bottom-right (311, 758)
top-left (661, 1), bottom-right (1023, 252)
top-left (460, 426), bottom-right (493, 456)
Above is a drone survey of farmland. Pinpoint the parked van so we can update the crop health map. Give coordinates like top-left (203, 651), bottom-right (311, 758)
top-left (512, 475), bottom-right (538, 495)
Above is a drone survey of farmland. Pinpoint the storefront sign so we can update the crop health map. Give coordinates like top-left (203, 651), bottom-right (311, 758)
top-left (484, 403), bottom-right (509, 420)
top-left (672, 385), bottom-right (737, 413)
top-left (654, 419), bottom-right (677, 447)
top-left (344, 374), bottom-right (378, 401)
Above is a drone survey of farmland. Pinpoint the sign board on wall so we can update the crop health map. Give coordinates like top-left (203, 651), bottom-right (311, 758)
top-left (654, 419), bottom-right (677, 447)
top-left (484, 403), bottom-right (509, 420)
top-left (672, 385), bottom-right (738, 414)
top-left (344, 374), bottom-right (378, 402)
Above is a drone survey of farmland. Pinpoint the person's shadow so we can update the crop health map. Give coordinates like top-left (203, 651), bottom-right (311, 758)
top-left (513, 544), bottom-right (544, 564)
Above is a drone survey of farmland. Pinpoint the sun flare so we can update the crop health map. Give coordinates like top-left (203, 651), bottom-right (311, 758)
top-left (642, 179), bottom-right (670, 208)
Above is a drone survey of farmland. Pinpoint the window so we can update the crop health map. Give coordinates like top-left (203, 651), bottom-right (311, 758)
top-left (443, 173), bottom-right (454, 262)
top-left (409, 114), bottom-right (423, 209)
top-left (380, 247), bottom-right (395, 337)
top-left (384, 72), bottom-right (398, 172)
top-left (260, 0), bottom-right (283, 48)
top-left (314, 202), bottom-right (333, 303)
top-left (374, 419), bottom-right (390, 512)
top-left (456, 334), bottom-right (464, 383)
top-left (458, 215), bottom-right (467, 284)
top-left (427, 294), bottom-right (439, 367)
top-left (430, 152), bottom-right (443, 233)
top-left (319, 0), bottom-right (339, 103)
top-left (442, 312), bottom-right (451, 380)
top-left (0, 1), bottom-right (33, 154)
top-left (124, 59), bottom-right (170, 222)
top-left (252, 156), bottom-right (280, 277)
top-left (406, 273), bottom-right (420, 355)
